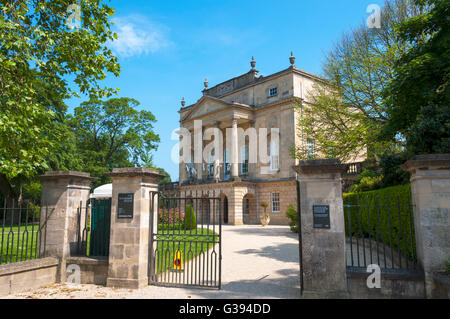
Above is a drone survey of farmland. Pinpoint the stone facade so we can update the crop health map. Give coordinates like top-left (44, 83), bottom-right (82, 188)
top-left (178, 56), bottom-right (365, 225)
top-left (179, 180), bottom-right (297, 225)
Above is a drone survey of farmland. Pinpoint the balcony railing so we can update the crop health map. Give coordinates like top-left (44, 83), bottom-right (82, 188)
top-left (207, 163), bottom-right (215, 179)
top-left (224, 163), bottom-right (231, 181)
top-left (345, 162), bottom-right (364, 176)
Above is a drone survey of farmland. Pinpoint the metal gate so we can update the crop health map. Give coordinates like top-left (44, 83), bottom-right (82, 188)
top-left (76, 198), bottom-right (111, 257)
top-left (148, 191), bottom-right (222, 289)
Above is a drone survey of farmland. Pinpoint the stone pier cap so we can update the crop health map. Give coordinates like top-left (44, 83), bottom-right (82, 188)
top-left (106, 167), bottom-right (165, 180)
top-left (37, 171), bottom-right (97, 182)
top-left (293, 159), bottom-right (349, 174)
top-left (402, 154), bottom-right (450, 172)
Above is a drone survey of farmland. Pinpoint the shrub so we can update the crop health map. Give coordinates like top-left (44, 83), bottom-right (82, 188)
top-left (446, 261), bottom-right (450, 277)
top-left (285, 205), bottom-right (298, 233)
top-left (349, 169), bottom-right (383, 193)
top-left (379, 152), bottom-right (410, 188)
top-left (158, 208), bottom-right (184, 225)
top-left (184, 204), bottom-right (197, 230)
top-left (344, 184), bottom-right (416, 261)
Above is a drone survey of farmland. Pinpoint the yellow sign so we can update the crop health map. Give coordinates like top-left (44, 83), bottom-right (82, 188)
top-left (172, 250), bottom-right (183, 271)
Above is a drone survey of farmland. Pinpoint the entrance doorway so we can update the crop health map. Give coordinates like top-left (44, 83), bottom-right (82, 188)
top-left (223, 195), bottom-right (229, 224)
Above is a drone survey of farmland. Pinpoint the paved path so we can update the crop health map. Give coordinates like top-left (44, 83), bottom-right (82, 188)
top-left (3, 225), bottom-right (301, 299)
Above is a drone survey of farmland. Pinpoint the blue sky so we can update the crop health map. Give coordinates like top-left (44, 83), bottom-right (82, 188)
top-left (66, 0), bottom-right (383, 181)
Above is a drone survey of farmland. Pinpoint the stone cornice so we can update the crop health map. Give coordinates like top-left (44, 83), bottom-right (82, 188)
top-left (179, 66), bottom-right (326, 113)
top-left (402, 154), bottom-right (450, 172)
top-left (38, 171), bottom-right (97, 182)
top-left (293, 159), bottom-right (348, 175)
top-left (106, 168), bottom-right (165, 180)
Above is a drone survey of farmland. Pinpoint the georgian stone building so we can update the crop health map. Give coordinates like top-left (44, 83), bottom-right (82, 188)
top-left (177, 54), bottom-right (365, 225)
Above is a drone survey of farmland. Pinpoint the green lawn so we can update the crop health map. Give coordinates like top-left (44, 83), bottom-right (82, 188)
top-left (1, 225), bottom-right (219, 272)
top-left (0, 225), bottom-right (41, 264)
top-left (152, 227), bottom-right (220, 274)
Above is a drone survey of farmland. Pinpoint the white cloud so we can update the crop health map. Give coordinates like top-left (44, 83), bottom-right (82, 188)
top-left (109, 15), bottom-right (170, 58)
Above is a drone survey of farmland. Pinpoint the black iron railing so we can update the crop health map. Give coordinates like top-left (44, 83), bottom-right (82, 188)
top-left (241, 162), bottom-right (249, 175)
top-left (224, 163), bottom-right (231, 180)
top-left (0, 198), bottom-right (48, 264)
top-left (344, 193), bottom-right (417, 271)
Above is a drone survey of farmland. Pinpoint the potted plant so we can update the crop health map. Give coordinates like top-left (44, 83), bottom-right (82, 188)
top-left (260, 202), bottom-right (270, 226)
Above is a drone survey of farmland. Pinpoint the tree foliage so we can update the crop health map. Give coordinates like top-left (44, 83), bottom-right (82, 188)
top-left (0, 0), bottom-right (120, 182)
top-left (293, 0), bottom-right (423, 161)
top-left (382, 0), bottom-right (450, 154)
top-left (70, 97), bottom-right (160, 186)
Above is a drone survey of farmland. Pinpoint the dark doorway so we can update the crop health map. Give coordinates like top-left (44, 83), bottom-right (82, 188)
top-left (223, 196), bottom-right (229, 224)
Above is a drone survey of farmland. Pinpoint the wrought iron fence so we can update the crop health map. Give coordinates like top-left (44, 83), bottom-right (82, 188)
top-left (149, 190), bottom-right (222, 289)
top-left (75, 198), bottom-right (111, 257)
top-left (0, 198), bottom-right (49, 264)
top-left (344, 192), bottom-right (417, 271)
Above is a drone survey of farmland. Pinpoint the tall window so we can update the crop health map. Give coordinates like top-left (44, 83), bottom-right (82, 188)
top-left (208, 152), bottom-right (215, 178)
top-left (186, 156), bottom-right (195, 178)
top-left (224, 149), bottom-right (231, 180)
top-left (270, 140), bottom-right (279, 171)
top-left (307, 139), bottom-right (315, 159)
top-left (271, 193), bottom-right (280, 213)
top-left (241, 145), bottom-right (249, 175)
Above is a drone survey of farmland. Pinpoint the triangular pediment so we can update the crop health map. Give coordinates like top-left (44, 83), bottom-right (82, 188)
top-left (182, 96), bottom-right (249, 122)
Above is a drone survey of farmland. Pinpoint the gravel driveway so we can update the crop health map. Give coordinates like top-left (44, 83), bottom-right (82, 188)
top-left (3, 225), bottom-right (301, 299)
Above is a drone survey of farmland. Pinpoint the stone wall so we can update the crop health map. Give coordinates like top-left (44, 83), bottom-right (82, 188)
top-left (432, 273), bottom-right (450, 299)
top-left (0, 257), bottom-right (58, 296)
top-left (66, 257), bottom-right (109, 286)
top-left (347, 269), bottom-right (425, 299)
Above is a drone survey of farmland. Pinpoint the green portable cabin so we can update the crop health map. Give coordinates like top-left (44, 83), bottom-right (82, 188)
top-left (89, 184), bottom-right (112, 257)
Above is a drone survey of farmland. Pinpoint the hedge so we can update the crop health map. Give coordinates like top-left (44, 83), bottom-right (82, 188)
top-left (343, 184), bottom-right (417, 261)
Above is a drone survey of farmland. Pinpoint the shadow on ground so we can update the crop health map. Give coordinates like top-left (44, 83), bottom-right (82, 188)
top-left (189, 268), bottom-right (301, 299)
top-left (236, 243), bottom-right (300, 263)
top-left (225, 226), bottom-right (299, 239)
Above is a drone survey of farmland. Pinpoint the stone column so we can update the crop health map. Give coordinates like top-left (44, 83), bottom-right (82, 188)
top-left (194, 121), bottom-right (203, 181)
top-left (38, 171), bottom-right (95, 282)
top-left (231, 117), bottom-right (240, 182)
top-left (106, 168), bottom-right (163, 289)
top-left (228, 186), bottom-right (244, 226)
top-left (293, 159), bottom-right (349, 298)
top-left (402, 154), bottom-right (450, 298)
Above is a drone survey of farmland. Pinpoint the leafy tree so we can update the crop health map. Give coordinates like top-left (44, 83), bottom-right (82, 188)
top-left (382, 0), bottom-right (450, 155)
top-left (293, 0), bottom-right (423, 161)
top-left (70, 97), bottom-right (160, 186)
top-left (0, 0), bottom-right (120, 195)
top-left (152, 167), bottom-right (172, 184)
